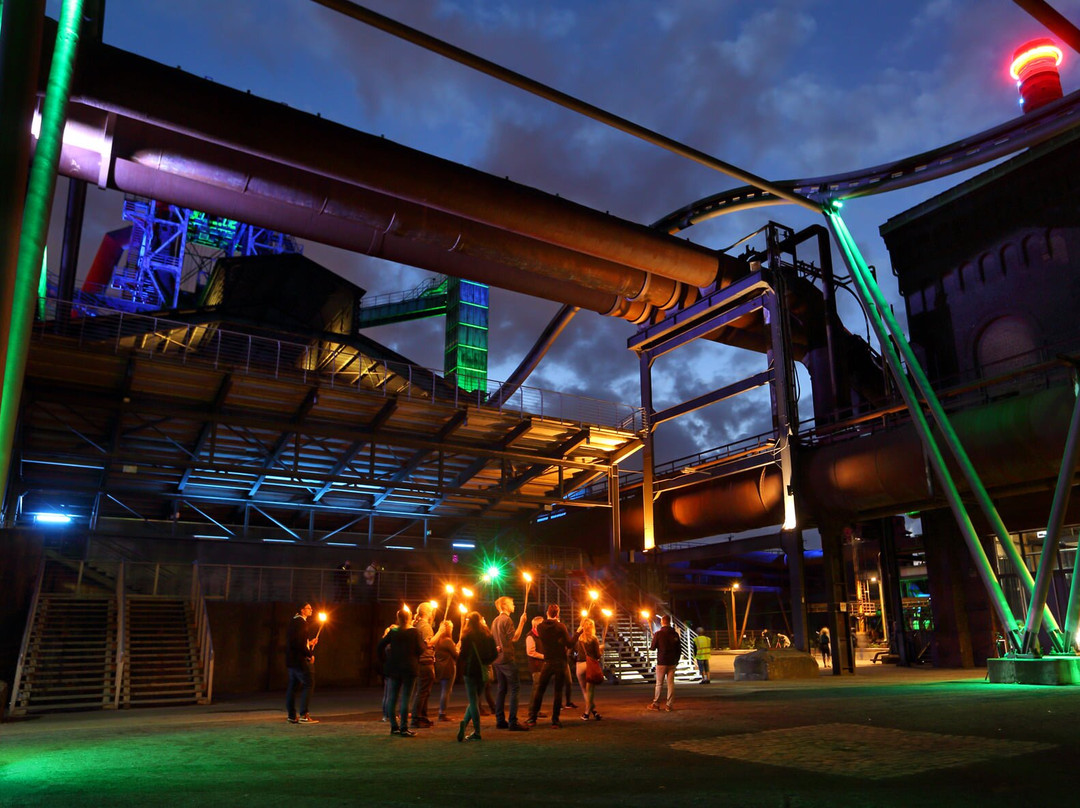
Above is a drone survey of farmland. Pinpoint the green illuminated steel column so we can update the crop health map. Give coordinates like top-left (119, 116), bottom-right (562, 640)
top-left (0, 0), bottom-right (84, 519)
top-left (0, 0), bottom-right (45, 399)
top-left (1020, 369), bottom-right (1080, 652)
top-left (825, 210), bottom-right (1022, 647)
top-left (830, 212), bottom-right (1060, 645)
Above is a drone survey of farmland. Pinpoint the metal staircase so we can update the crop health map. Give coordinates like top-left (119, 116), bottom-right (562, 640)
top-left (8, 558), bottom-right (214, 716)
top-left (123, 596), bottom-right (204, 707)
top-left (601, 611), bottom-right (702, 684)
top-left (10, 594), bottom-right (119, 714)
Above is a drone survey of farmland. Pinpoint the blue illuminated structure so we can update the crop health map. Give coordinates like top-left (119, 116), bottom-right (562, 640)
top-left (105, 196), bottom-right (302, 311)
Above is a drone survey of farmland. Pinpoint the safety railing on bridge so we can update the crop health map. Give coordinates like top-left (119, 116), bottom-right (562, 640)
top-left (34, 297), bottom-right (642, 431)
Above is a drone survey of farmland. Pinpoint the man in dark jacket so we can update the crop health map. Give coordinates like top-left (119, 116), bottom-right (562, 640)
top-left (525, 604), bottom-right (581, 728)
top-left (378, 609), bottom-right (424, 736)
top-left (647, 615), bottom-right (681, 712)
top-left (285, 603), bottom-right (319, 724)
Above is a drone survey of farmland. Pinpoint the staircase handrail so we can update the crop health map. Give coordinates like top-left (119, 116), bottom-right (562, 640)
top-left (114, 561), bottom-right (126, 709)
top-left (8, 556), bottom-right (47, 717)
top-left (191, 561), bottom-right (215, 704)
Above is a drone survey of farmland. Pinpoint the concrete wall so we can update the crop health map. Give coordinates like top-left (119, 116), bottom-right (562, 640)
top-left (206, 600), bottom-right (398, 695)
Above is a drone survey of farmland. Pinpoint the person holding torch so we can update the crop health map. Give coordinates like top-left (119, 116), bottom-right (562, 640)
top-left (285, 603), bottom-right (319, 724)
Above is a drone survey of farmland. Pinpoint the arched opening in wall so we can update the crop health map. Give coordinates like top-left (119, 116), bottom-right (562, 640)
top-left (974, 315), bottom-right (1038, 385)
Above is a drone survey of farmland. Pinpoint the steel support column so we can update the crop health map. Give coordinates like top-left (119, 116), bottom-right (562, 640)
top-left (638, 353), bottom-right (655, 551)
top-left (781, 529), bottom-right (808, 652)
top-left (827, 210), bottom-right (1024, 647)
top-left (608, 463), bottom-right (621, 568)
top-left (832, 211), bottom-right (1058, 644)
top-left (0, 0), bottom-right (83, 520)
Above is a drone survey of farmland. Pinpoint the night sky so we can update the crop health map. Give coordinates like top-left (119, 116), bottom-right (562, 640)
top-left (42, 0), bottom-right (1080, 467)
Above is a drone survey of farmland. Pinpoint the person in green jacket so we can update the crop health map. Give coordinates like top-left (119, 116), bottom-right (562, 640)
top-left (694, 627), bottom-right (712, 684)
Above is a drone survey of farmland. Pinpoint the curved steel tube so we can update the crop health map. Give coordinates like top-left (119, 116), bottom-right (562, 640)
top-left (654, 89), bottom-right (1080, 233)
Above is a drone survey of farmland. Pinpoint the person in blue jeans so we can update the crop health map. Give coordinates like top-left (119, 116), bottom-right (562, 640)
top-left (490, 596), bottom-right (530, 731)
top-left (378, 609), bottom-right (424, 737)
top-left (285, 603), bottom-right (319, 724)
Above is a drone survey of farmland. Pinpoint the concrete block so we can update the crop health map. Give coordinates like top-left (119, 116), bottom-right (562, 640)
top-left (987, 656), bottom-right (1080, 685)
top-left (733, 649), bottom-right (820, 681)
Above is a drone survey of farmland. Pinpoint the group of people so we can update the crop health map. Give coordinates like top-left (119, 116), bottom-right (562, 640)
top-left (284, 598), bottom-right (698, 734)
top-left (376, 598), bottom-right (607, 739)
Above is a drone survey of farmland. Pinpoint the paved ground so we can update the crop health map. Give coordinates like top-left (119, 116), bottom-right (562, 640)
top-left (2, 657), bottom-right (1078, 807)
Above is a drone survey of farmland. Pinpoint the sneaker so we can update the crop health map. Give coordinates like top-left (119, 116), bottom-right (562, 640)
top-left (508, 723), bottom-right (529, 732)
top-left (550, 720), bottom-right (562, 729)
top-left (581, 713), bottom-right (590, 721)
top-left (495, 721), bottom-right (509, 730)
top-left (524, 718), bottom-right (537, 727)
top-left (398, 728), bottom-right (417, 737)
top-left (287, 717), bottom-right (299, 724)
top-left (664, 705), bottom-right (674, 712)
top-left (298, 715), bottom-right (320, 724)
top-left (438, 714), bottom-right (450, 722)
top-left (591, 711), bottom-right (602, 721)
top-left (647, 703), bottom-right (660, 711)
top-left (465, 732), bottom-right (482, 741)
top-left (565, 702), bottom-right (578, 708)
top-left (411, 717), bottom-right (433, 728)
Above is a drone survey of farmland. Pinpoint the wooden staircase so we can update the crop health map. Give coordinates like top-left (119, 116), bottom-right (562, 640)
top-left (11, 595), bottom-right (118, 714)
top-left (123, 596), bottom-right (205, 707)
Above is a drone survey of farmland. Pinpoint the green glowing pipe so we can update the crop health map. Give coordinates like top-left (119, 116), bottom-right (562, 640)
top-left (0, 0), bottom-right (84, 514)
top-left (826, 211), bottom-right (1022, 645)
top-left (829, 211), bottom-right (1060, 644)
top-left (1021, 370), bottom-right (1080, 653)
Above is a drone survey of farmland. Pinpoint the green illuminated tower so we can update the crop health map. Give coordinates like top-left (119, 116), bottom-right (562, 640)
top-left (355, 275), bottom-right (489, 393)
top-left (443, 278), bottom-right (489, 393)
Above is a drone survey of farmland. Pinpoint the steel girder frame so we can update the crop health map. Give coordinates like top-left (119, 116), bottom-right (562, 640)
top-left (826, 209), bottom-right (1028, 649)
top-left (631, 267), bottom-right (799, 552)
top-left (19, 374), bottom-right (616, 539)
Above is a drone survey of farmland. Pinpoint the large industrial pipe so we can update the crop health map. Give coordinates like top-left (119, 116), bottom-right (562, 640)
top-left (597, 383), bottom-right (1080, 544)
top-left (63, 36), bottom-right (731, 289)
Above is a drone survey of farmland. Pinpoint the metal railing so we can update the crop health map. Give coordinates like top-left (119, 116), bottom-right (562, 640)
top-left (191, 562), bottom-right (215, 704)
top-left (34, 297), bottom-right (643, 432)
top-left (8, 557), bottom-right (47, 717)
top-left (113, 562), bottom-right (126, 709)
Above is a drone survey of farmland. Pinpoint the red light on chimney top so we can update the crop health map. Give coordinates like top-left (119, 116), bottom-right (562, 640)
top-left (1010, 38), bottom-right (1064, 114)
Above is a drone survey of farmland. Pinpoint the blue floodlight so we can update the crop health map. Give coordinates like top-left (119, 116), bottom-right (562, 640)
top-left (34, 512), bottom-right (72, 524)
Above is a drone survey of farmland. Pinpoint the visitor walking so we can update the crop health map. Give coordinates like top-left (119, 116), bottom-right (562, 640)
top-left (490, 596), bottom-right (530, 731)
top-left (647, 615), bottom-right (680, 712)
top-left (433, 620), bottom-right (458, 721)
top-left (457, 610), bottom-right (498, 741)
top-left (378, 608), bottom-right (424, 736)
top-left (285, 602), bottom-right (319, 724)
top-left (574, 616), bottom-right (604, 720)
top-left (526, 604), bottom-right (582, 728)
top-left (694, 626), bottom-right (712, 683)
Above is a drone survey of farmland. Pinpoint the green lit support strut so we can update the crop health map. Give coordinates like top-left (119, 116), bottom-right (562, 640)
top-left (825, 208), bottom-right (1026, 650)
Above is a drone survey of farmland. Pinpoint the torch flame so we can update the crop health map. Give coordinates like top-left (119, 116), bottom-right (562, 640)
top-left (601, 608), bottom-right (612, 618)
top-left (445, 584), bottom-right (455, 594)
top-left (461, 587), bottom-right (473, 598)
top-left (640, 609), bottom-right (651, 620)
top-left (458, 603), bottom-right (468, 614)
top-left (523, 572), bottom-right (532, 583)
top-left (317, 612), bottom-right (327, 623)
top-left (588, 589), bottom-right (599, 600)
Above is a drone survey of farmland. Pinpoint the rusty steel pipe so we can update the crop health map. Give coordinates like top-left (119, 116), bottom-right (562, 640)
top-left (65, 37), bottom-right (725, 288)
